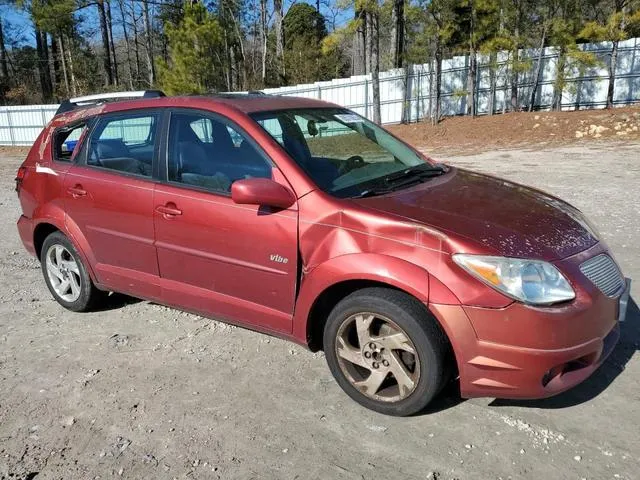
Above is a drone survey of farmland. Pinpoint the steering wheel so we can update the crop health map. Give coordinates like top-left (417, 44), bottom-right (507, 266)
top-left (338, 155), bottom-right (366, 175)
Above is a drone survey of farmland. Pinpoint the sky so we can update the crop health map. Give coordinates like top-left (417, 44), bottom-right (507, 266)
top-left (1, 6), bottom-right (35, 45)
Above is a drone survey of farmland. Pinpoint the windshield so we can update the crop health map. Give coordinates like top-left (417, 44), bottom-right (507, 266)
top-left (250, 108), bottom-right (437, 198)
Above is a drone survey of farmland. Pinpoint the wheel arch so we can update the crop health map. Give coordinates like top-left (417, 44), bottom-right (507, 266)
top-left (33, 222), bottom-right (61, 259)
top-left (293, 253), bottom-right (456, 352)
top-left (304, 279), bottom-right (406, 351)
top-left (31, 214), bottom-right (99, 284)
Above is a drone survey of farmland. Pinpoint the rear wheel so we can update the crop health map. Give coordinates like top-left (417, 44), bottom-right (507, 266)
top-left (40, 231), bottom-right (105, 312)
top-left (323, 288), bottom-right (449, 416)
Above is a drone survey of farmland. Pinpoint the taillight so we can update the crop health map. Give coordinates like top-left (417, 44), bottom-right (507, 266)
top-left (15, 166), bottom-right (27, 193)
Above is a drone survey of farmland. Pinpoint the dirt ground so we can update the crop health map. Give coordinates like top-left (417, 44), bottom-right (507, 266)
top-left (388, 105), bottom-right (640, 155)
top-left (1, 122), bottom-right (639, 479)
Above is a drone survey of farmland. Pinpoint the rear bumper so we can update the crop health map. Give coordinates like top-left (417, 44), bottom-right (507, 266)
top-left (17, 215), bottom-right (36, 256)
top-left (430, 279), bottom-right (627, 400)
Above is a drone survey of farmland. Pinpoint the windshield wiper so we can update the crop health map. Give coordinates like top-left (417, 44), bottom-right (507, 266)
top-left (355, 187), bottom-right (396, 198)
top-left (383, 163), bottom-right (447, 184)
top-left (352, 163), bottom-right (449, 199)
top-left (355, 175), bottom-right (425, 198)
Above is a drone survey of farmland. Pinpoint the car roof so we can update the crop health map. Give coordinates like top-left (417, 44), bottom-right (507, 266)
top-left (52, 94), bottom-right (342, 125)
top-left (199, 93), bottom-right (340, 113)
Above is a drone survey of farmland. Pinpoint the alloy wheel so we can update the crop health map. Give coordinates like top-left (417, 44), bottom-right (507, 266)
top-left (335, 312), bottom-right (420, 403)
top-left (45, 244), bottom-right (82, 303)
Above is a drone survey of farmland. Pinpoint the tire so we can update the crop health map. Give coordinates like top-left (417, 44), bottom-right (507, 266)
top-left (40, 231), bottom-right (105, 312)
top-left (323, 287), bottom-right (449, 416)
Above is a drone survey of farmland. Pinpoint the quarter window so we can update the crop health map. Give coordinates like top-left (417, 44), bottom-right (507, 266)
top-left (54, 123), bottom-right (87, 162)
top-left (167, 112), bottom-right (272, 194)
top-left (87, 113), bottom-right (158, 177)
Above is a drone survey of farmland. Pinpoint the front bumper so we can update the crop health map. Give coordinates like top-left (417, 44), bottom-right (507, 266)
top-left (17, 215), bottom-right (36, 256)
top-left (430, 246), bottom-right (630, 400)
top-left (432, 300), bottom-right (624, 399)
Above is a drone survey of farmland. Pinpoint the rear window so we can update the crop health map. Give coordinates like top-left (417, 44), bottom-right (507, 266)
top-left (86, 113), bottom-right (159, 178)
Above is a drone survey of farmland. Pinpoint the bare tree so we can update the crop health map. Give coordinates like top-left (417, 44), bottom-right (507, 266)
top-left (142, 0), bottom-right (156, 86)
top-left (226, 4), bottom-right (247, 89)
top-left (65, 35), bottom-right (77, 96)
top-left (353, 8), bottom-right (367, 75)
top-left (260, 0), bottom-right (267, 84)
top-left (274, 0), bottom-right (285, 81)
top-left (528, 24), bottom-right (547, 111)
top-left (366, 9), bottom-right (381, 124)
top-left (106, 0), bottom-right (119, 85)
top-left (57, 34), bottom-right (70, 95)
top-left (0, 20), bottom-right (9, 81)
top-left (488, 51), bottom-right (496, 115)
top-left (433, 46), bottom-right (442, 124)
top-left (117, 0), bottom-right (135, 89)
top-left (390, 0), bottom-right (404, 68)
top-left (466, 7), bottom-right (477, 117)
top-left (35, 28), bottom-right (53, 100)
top-left (605, 0), bottom-right (629, 108)
top-left (510, 0), bottom-right (522, 111)
top-left (97, 0), bottom-right (114, 85)
top-left (129, 0), bottom-right (142, 87)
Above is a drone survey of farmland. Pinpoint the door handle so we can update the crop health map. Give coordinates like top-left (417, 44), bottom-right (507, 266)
top-left (67, 185), bottom-right (87, 198)
top-left (155, 203), bottom-right (182, 217)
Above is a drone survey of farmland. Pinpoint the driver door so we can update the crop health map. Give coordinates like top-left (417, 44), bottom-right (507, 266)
top-left (153, 109), bottom-right (299, 334)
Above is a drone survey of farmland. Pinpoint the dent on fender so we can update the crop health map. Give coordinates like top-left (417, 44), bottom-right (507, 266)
top-left (297, 191), bottom-right (448, 274)
top-left (292, 191), bottom-right (464, 343)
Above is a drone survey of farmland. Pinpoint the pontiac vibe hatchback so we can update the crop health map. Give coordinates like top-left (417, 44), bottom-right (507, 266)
top-left (16, 91), bottom-right (631, 416)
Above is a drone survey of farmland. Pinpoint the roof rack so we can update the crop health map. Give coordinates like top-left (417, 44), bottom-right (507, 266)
top-left (216, 90), bottom-right (268, 96)
top-left (55, 90), bottom-right (166, 115)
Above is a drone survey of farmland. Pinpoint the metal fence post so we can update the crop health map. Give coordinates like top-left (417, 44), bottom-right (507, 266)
top-left (41, 106), bottom-right (48, 129)
top-left (364, 79), bottom-right (369, 119)
top-left (317, 85), bottom-right (322, 99)
top-left (416, 69), bottom-right (421, 122)
top-left (7, 109), bottom-right (16, 146)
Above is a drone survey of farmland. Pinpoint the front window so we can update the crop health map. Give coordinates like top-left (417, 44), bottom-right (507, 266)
top-left (251, 108), bottom-right (442, 198)
top-left (167, 111), bottom-right (272, 194)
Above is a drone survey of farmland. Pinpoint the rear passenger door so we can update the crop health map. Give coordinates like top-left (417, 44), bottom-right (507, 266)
top-left (64, 110), bottom-right (162, 299)
top-left (153, 109), bottom-right (298, 334)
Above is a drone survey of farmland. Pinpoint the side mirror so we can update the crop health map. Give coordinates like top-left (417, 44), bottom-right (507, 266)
top-left (231, 178), bottom-right (295, 210)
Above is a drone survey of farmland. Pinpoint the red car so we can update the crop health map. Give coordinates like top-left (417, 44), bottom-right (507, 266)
top-left (16, 91), bottom-right (630, 416)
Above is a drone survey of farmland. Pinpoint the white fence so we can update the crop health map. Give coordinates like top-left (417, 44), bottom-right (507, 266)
top-left (2, 37), bottom-right (640, 146)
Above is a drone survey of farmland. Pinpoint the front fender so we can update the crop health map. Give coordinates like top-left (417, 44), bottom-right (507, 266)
top-left (292, 253), bottom-right (433, 343)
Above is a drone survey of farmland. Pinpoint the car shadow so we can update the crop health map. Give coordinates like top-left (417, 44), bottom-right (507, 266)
top-left (488, 296), bottom-right (639, 409)
top-left (414, 379), bottom-right (468, 416)
top-left (92, 292), bottom-right (143, 311)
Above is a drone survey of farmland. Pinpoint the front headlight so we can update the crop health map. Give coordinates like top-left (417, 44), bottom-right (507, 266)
top-left (452, 254), bottom-right (575, 305)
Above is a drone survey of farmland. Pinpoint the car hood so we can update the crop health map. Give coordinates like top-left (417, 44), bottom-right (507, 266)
top-left (352, 168), bottom-right (598, 261)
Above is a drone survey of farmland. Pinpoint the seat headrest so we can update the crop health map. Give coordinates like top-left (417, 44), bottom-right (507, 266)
top-left (96, 139), bottom-right (129, 159)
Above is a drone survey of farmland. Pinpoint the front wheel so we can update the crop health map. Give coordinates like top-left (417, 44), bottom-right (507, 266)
top-left (323, 288), bottom-right (449, 416)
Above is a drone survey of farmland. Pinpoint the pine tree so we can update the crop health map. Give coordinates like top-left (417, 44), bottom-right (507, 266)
top-left (157, 1), bottom-right (223, 94)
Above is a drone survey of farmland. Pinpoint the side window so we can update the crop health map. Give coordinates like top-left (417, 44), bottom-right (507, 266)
top-left (87, 113), bottom-right (158, 177)
top-left (167, 112), bottom-right (272, 194)
top-left (54, 123), bottom-right (87, 162)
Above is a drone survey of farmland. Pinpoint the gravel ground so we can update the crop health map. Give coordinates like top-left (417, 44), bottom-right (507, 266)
top-left (0, 142), bottom-right (639, 480)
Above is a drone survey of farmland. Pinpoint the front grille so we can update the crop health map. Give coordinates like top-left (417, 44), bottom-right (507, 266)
top-left (579, 254), bottom-right (625, 297)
